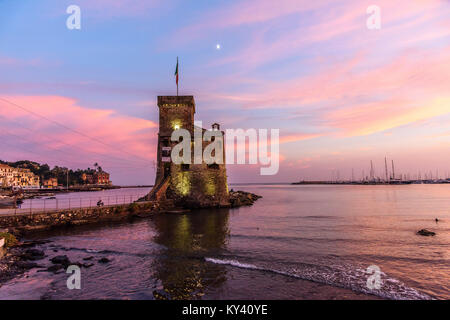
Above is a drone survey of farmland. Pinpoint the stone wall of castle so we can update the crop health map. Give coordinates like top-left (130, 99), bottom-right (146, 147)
top-left (154, 96), bottom-right (230, 208)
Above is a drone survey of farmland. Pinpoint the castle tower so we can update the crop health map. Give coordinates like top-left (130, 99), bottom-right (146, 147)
top-left (155, 96), bottom-right (196, 187)
top-left (152, 96), bottom-right (230, 208)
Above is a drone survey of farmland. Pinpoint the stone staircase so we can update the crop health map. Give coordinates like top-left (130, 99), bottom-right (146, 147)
top-left (146, 176), bottom-right (170, 201)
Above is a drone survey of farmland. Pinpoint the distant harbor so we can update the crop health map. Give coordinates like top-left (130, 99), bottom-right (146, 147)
top-left (292, 179), bottom-right (450, 185)
top-left (293, 157), bottom-right (450, 186)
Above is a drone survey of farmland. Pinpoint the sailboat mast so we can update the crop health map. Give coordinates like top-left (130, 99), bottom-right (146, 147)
top-left (385, 157), bottom-right (389, 183)
top-left (391, 160), bottom-right (395, 180)
top-left (370, 160), bottom-right (374, 181)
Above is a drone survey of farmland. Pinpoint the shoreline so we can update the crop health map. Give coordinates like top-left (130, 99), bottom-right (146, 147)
top-left (0, 240), bottom-right (49, 287)
top-left (0, 190), bottom-right (262, 290)
top-left (0, 234), bottom-right (380, 300)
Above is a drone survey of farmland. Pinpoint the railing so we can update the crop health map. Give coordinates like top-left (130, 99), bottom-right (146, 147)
top-left (0, 192), bottom-right (150, 217)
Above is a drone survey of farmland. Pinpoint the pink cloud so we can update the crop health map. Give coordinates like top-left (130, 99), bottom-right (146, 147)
top-left (279, 133), bottom-right (323, 144)
top-left (0, 95), bottom-right (158, 172)
top-left (212, 45), bottom-right (450, 137)
top-left (174, 0), bottom-right (448, 68)
top-left (324, 97), bottom-right (450, 136)
top-left (177, 0), bottom-right (338, 38)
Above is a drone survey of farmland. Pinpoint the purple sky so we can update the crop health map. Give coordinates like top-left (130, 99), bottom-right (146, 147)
top-left (0, 0), bottom-right (449, 184)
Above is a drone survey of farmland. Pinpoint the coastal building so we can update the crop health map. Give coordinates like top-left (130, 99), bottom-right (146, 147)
top-left (0, 164), bottom-right (15, 187)
top-left (43, 178), bottom-right (58, 189)
top-left (81, 172), bottom-right (110, 185)
top-left (93, 171), bottom-right (110, 185)
top-left (149, 95), bottom-right (229, 208)
top-left (81, 173), bottom-right (94, 185)
top-left (15, 168), bottom-right (40, 188)
top-left (0, 164), bottom-right (40, 188)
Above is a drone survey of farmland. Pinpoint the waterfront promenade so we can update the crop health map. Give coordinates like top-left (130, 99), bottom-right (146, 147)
top-left (0, 197), bottom-right (147, 217)
top-left (0, 188), bottom-right (151, 217)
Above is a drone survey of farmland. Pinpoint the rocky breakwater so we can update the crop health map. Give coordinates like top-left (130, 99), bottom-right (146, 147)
top-left (0, 230), bottom-right (117, 287)
top-left (0, 231), bottom-right (45, 285)
top-left (139, 189), bottom-right (262, 209)
top-left (229, 190), bottom-right (262, 208)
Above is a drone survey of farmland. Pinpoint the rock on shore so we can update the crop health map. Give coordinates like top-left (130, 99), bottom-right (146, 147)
top-left (50, 255), bottom-right (70, 266)
top-left (0, 237), bottom-right (115, 283)
top-left (229, 190), bottom-right (262, 208)
top-left (417, 229), bottom-right (436, 236)
top-left (0, 240), bottom-right (46, 285)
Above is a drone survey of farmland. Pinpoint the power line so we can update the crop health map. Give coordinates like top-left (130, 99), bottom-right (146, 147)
top-left (0, 129), bottom-right (153, 170)
top-left (0, 113), bottom-right (152, 167)
top-left (0, 97), bottom-right (154, 165)
top-left (0, 138), bottom-right (152, 171)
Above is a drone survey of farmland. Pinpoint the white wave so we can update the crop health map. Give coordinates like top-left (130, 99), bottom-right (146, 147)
top-left (205, 258), bottom-right (259, 270)
top-left (204, 257), bottom-right (433, 300)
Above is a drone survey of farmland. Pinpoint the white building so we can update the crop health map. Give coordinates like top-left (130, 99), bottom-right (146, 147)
top-left (0, 164), bottom-right (40, 188)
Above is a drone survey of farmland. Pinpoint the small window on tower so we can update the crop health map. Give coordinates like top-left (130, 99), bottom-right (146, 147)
top-left (181, 164), bottom-right (190, 171)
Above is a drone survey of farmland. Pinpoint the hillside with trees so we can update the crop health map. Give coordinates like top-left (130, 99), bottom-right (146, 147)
top-left (0, 160), bottom-right (105, 186)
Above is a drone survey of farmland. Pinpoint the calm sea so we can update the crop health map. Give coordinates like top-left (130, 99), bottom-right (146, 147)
top-left (0, 184), bottom-right (448, 300)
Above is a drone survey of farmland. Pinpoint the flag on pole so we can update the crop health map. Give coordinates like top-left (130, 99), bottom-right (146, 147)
top-left (174, 57), bottom-right (179, 95)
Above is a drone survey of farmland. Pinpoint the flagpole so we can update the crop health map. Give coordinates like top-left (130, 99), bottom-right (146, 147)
top-left (176, 56), bottom-right (179, 97)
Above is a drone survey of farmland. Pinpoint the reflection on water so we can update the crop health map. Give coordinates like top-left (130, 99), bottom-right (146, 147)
top-left (0, 185), bottom-right (448, 300)
top-left (149, 209), bottom-right (230, 299)
top-left (0, 205), bottom-right (234, 300)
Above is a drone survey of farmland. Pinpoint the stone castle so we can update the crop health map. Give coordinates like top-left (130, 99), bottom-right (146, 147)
top-left (149, 96), bottom-right (230, 208)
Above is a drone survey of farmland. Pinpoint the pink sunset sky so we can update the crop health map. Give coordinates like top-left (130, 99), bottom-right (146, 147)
top-left (0, 0), bottom-right (449, 184)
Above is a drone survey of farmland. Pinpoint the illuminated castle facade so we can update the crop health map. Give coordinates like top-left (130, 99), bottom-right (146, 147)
top-left (150, 96), bottom-right (229, 208)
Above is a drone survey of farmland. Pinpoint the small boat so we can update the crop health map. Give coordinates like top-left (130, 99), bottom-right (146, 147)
top-left (165, 208), bottom-right (191, 214)
top-left (0, 238), bottom-right (5, 248)
top-left (0, 197), bottom-right (15, 208)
